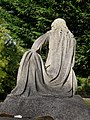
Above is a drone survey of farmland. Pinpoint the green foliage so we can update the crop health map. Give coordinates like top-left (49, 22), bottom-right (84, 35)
top-left (0, 25), bottom-right (9, 95)
top-left (77, 76), bottom-right (90, 97)
top-left (84, 98), bottom-right (90, 107)
top-left (0, 0), bottom-right (90, 99)
top-left (0, 20), bottom-right (25, 100)
top-left (75, 31), bottom-right (90, 77)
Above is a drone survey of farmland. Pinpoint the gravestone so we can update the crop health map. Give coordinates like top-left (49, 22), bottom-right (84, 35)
top-left (0, 18), bottom-right (90, 120)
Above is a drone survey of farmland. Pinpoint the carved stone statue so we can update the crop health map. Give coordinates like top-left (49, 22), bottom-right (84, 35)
top-left (0, 18), bottom-right (90, 120)
top-left (9, 18), bottom-right (77, 97)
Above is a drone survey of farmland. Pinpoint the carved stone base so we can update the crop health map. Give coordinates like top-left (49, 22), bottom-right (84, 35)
top-left (0, 95), bottom-right (90, 120)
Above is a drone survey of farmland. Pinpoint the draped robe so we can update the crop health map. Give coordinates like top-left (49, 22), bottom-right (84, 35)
top-left (10, 28), bottom-right (77, 97)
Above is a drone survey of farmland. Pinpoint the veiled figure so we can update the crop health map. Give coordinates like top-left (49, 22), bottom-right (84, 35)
top-left (10, 18), bottom-right (77, 97)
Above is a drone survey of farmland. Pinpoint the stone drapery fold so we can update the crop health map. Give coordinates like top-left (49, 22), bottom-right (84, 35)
top-left (10, 27), bottom-right (77, 97)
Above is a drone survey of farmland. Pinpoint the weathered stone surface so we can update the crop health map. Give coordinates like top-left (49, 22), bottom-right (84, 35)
top-left (9, 18), bottom-right (77, 97)
top-left (0, 95), bottom-right (90, 120)
top-left (0, 18), bottom-right (89, 120)
top-left (0, 116), bottom-right (54, 120)
top-left (0, 118), bottom-right (30, 120)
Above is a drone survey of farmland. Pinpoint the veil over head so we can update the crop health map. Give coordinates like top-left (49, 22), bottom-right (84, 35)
top-left (51, 18), bottom-right (68, 31)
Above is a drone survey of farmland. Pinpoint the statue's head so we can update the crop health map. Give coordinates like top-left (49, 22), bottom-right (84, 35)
top-left (51, 18), bottom-right (67, 30)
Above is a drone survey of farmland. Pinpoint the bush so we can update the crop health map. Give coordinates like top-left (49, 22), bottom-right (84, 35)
top-left (77, 76), bottom-right (90, 97)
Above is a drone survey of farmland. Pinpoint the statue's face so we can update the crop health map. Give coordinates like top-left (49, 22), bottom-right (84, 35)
top-left (51, 18), bottom-right (66, 30)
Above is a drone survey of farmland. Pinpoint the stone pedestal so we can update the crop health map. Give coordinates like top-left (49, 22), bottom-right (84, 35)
top-left (0, 95), bottom-right (90, 120)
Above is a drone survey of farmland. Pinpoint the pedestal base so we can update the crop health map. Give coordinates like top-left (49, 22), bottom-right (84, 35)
top-left (0, 95), bottom-right (90, 120)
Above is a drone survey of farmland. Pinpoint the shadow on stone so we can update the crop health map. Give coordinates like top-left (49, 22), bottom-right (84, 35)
top-left (0, 113), bottom-right (54, 120)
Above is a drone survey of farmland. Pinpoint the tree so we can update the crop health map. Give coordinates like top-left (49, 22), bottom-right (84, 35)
top-left (0, 18), bottom-right (24, 100)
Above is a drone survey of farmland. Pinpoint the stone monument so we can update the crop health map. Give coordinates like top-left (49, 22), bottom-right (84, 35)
top-left (0, 18), bottom-right (90, 120)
